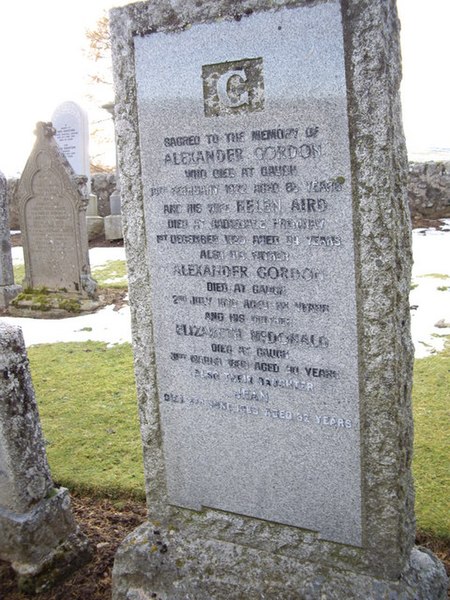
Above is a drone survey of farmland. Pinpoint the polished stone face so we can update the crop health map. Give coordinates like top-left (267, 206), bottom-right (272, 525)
top-left (135, 4), bottom-right (361, 546)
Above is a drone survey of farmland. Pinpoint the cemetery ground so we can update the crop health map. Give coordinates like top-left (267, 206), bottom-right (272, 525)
top-left (0, 226), bottom-right (449, 599)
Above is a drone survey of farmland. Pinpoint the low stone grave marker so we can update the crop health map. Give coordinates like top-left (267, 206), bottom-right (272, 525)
top-left (109, 0), bottom-right (448, 598)
top-left (0, 321), bottom-right (91, 593)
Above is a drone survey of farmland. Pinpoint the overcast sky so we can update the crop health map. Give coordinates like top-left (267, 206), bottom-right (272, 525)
top-left (0, 0), bottom-right (448, 176)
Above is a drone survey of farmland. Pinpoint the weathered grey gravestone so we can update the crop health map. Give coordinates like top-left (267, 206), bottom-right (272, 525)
top-left (0, 321), bottom-right (91, 593)
top-left (17, 122), bottom-right (96, 296)
top-left (0, 171), bottom-right (21, 307)
top-left (109, 1), bottom-right (448, 598)
top-left (52, 101), bottom-right (104, 241)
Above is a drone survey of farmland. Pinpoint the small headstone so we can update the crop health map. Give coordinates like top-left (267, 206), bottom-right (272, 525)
top-left (109, 1), bottom-right (448, 598)
top-left (0, 171), bottom-right (21, 307)
top-left (0, 321), bottom-right (91, 593)
top-left (17, 122), bottom-right (96, 297)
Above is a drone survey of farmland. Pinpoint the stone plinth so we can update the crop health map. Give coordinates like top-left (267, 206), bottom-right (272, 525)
top-left (113, 523), bottom-right (446, 600)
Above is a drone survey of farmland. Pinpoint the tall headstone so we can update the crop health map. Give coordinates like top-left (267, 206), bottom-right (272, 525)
top-left (17, 122), bottom-right (96, 297)
top-left (0, 171), bottom-right (21, 307)
top-left (109, 1), bottom-right (448, 598)
top-left (0, 321), bottom-right (91, 593)
top-left (52, 101), bottom-right (104, 240)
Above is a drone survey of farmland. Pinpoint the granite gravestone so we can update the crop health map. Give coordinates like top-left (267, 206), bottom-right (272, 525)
top-left (52, 101), bottom-right (104, 240)
top-left (0, 322), bottom-right (90, 593)
top-left (0, 170), bottom-right (21, 307)
top-left (109, 1), bottom-right (448, 598)
top-left (17, 122), bottom-right (96, 296)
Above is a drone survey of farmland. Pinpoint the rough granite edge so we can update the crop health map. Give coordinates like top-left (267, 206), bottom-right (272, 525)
top-left (341, 0), bottom-right (416, 578)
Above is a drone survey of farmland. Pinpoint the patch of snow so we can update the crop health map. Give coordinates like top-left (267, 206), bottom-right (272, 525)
top-left (102, 277), bottom-right (127, 285)
top-left (0, 304), bottom-right (132, 347)
top-left (11, 246), bottom-right (24, 264)
top-left (411, 223), bottom-right (450, 358)
top-left (88, 247), bottom-right (127, 268)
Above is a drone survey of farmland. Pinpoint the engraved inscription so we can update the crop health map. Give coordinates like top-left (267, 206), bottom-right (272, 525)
top-left (55, 125), bottom-right (78, 160)
top-left (135, 3), bottom-right (362, 547)
top-left (25, 169), bottom-right (80, 290)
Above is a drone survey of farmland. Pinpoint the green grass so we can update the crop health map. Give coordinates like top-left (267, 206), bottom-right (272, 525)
top-left (437, 285), bottom-right (449, 292)
top-left (13, 260), bottom-right (129, 290)
top-left (28, 341), bottom-right (144, 500)
top-left (27, 339), bottom-right (449, 539)
top-left (92, 259), bottom-right (128, 289)
top-left (412, 337), bottom-right (450, 539)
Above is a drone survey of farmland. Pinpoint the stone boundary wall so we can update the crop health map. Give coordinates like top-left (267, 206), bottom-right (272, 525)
top-left (6, 162), bottom-right (450, 230)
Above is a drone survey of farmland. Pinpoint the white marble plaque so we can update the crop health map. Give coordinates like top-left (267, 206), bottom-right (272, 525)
top-left (52, 101), bottom-right (90, 180)
top-left (135, 3), bottom-right (362, 546)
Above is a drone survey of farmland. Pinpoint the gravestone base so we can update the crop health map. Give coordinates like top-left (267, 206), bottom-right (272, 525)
top-left (0, 283), bottom-right (21, 308)
top-left (105, 215), bottom-right (123, 240)
top-left (8, 288), bottom-right (100, 318)
top-left (87, 215), bottom-right (105, 240)
top-left (0, 487), bottom-right (91, 594)
top-left (112, 522), bottom-right (448, 600)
